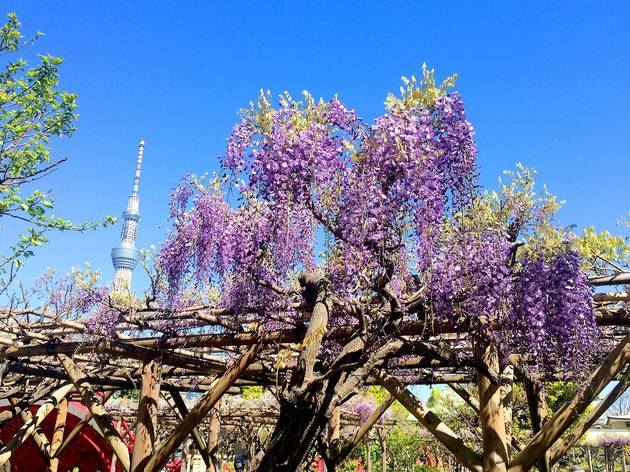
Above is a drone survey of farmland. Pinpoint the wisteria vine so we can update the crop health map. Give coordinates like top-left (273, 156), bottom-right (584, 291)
top-left (156, 69), bottom-right (600, 376)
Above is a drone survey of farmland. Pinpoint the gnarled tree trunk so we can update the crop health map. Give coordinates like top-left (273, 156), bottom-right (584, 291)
top-left (257, 272), bottom-right (403, 471)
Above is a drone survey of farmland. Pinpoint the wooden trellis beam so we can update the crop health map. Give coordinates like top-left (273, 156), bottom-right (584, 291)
top-left (549, 371), bottom-right (630, 465)
top-left (589, 272), bottom-right (630, 286)
top-left (7, 361), bottom-right (244, 394)
top-left (0, 320), bottom-right (440, 356)
top-left (4, 339), bottom-right (213, 372)
top-left (8, 395), bottom-right (51, 462)
top-left (0, 384), bottom-right (26, 401)
top-left (0, 381), bottom-right (56, 427)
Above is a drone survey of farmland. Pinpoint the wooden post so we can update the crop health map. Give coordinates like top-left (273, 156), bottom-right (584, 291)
top-left (375, 372), bottom-right (482, 472)
top-left (0, 383), bottom-right (73, 467)
top-left (53, 390), bottom-right (115, 459)
top-left (477, 343), bottom-right (508, 472)
top-left (525, 381), bottom-right (550, 472)
top-left (164, 390), bottom-right (210, 467)
top-left (330, 407), bottom-right (340, 442)
top-left (144, 342), bottom-right (261, 472)
top-left (376, 428), bottom-right (387, 472)
top-left (207, 408), bottom-right (220, 472)
top-left (57, 354), bottom-right (131, 472)
top-left (49, 397), bottom-right (68, 472)
top-left (131, 358), bottom-right (162, 472)
top-left (450, 383), bottom-right (523, 453)
top-left (382, 435), bottom-right (387, 472)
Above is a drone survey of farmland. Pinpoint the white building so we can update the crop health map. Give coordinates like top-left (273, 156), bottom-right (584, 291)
top-left (584, 415), bottom-right (630, 444)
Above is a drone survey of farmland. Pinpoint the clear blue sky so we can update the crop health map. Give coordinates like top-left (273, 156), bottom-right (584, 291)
top-left (4, 0), bottom-right (630, 293)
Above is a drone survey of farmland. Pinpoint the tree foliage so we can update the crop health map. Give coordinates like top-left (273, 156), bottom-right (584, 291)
top-left (0, 13), bottom-right (114, 284)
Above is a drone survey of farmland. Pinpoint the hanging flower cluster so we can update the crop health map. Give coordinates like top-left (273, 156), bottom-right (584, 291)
top-left (159, 182), bottom-right (314, 312)
top-left (507, 248), bottom-right (599, 375)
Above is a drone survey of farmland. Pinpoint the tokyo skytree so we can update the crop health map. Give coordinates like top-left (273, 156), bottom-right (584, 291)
top-left (111, 140), bottom-right (145, 290)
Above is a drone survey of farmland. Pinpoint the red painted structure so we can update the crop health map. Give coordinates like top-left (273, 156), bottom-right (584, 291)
top-left (0, 402), bottom-right (119, 472)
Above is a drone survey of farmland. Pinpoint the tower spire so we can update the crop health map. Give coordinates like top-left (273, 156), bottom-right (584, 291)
top-left (131, 139), bottom-right (144, 197)
top-left (111, 140), bottom-right (146, 291)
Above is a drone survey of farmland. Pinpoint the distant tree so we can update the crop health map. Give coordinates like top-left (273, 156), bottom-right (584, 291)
top-left (609, 390), bottom-right (630, 416)
top-left (0, 12), bottom-right (114, 287)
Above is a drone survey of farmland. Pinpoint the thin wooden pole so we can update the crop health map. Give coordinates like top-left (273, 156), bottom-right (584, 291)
top-left (131, 357), bottom-right (162, 472)
top-left (207, 408), bottom-right (220, 472)
top-left (327, 395), bottom-right (396, 470)
top-left (509, 334), bottom-right (630, 472)
top-left (347, 396), bottom-right (395, 451)
top-left (144, 342), bottom-right (261, 472)
top-left (449, 384), bottom-right (480, 411)
top-left (57, 354), bottom-right (131, 472)
top-left (49, 397), bottom-right (68, 472)
top-left (0, 383), bottom-right (73, 467)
